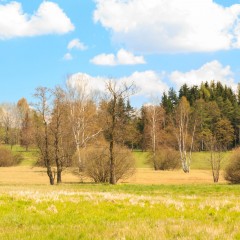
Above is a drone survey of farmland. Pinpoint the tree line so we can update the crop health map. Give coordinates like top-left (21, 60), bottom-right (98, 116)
top-left (0, 79), bottom-right (238, 184)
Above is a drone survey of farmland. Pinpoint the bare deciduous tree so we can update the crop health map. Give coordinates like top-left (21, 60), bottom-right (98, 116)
top-left (65, 76), bottom-right (102, 170)
top-left (102, 80), bottom-right (135, 184)
top-left (50, 86), bottom-right (72, 183)
top-left (17, 98), bottom-right (34, 151)
top-left (0, 103), bottom-right (21, 148)
top-left (33, 87), bottom-right (55, 185)
top-left (143, 104), bottom-right (165, 170)
top-left (172, 96), bottom-right (196, 173)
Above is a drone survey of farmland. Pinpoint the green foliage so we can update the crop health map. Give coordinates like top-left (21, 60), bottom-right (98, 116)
top-left (162, 81), bottom-right (240, 149)
top-left (161, 88), bottom-right (178, 114)
top-left (214, 118), bottom-right (234, 149)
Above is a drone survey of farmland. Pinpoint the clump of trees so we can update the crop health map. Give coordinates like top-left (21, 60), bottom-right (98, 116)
top-left (31, 78), bottom-right (137, 185)
top-left (1, 79), bottom-right (240, 184)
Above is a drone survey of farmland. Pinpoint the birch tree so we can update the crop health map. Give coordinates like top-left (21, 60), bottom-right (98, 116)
top-left (172, 96), bottom-right (196, 173)
top-left (143, 104), bottom-right (165, 170)
top-left (65, 76), bottom-right (102, 170)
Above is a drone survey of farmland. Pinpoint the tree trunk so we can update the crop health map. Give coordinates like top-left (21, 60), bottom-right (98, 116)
top-left (76, 144), bottom-right (83, 171)
top-left (109, 140), bottom-right (116, 184)
top-left (57, 168), bottom-right (62, 184)
top-left (47, 167), bottom-right (55, 185)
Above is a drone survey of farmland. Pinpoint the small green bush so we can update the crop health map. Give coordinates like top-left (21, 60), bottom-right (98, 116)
top-left (0, 147), bottom-right (22, 167)
top-left (225, 148), bottom-right (240, 184)
top-left (147, 148), bottom-right (181, 170)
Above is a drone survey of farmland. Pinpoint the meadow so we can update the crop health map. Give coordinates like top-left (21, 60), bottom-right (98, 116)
top-left (1, 184), bottom-right (240, 239)
top-left (0, 146), bottom-right (239, 239)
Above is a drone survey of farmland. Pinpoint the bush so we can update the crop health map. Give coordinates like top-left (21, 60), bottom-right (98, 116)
top-left (147, 148), bottom-right (181, 170)
top-left (82, 145), bottom-right (135, 183)
top-left (225, 148), bottom-right (240, 184)
top-left (0, 147), bottom-right (22, 167)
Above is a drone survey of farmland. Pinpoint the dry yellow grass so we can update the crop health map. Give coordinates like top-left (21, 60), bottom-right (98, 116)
top-left (125, 168), bottom-right (226, 184)
top-left (0, 166), bottom-right (226, 185)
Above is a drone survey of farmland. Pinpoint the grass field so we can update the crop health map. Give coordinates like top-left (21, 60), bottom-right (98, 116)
top-left (6, 145), bottom-right (39, 166)
top-left (8, 145), bottom-right (233, 170)
top-left (0, 145), bottom-right (238, 239)
top-left (0, 145), bottom-right (232, 185)
top-left (133, 150), bottom-right (232, 170)
top-left (0, 184), bottom-right (240, 239)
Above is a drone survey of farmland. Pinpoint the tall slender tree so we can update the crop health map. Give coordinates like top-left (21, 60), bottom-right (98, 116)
top-left (102, 80), bottom-right (135, 184)
top-left (172, 96), bottom-right (196, 173)
top-left (33, 87), bottom-right (55, 185)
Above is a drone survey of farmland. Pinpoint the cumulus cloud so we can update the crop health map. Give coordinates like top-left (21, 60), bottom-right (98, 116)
top-left (68, 70), bottom-right (167, 97)
top-left (94, 0), bottom-right (240, 53)
top-left (0, 1), bottom-right (74, 39)
top-left (67, 38), bottom-right (87, 51)
top-left (169, 60), bottom-right (237, 90)
top-left (90, 48), bottom-right (146, 66)
top-left (91, 53), bottom-right (116, 66)
top-left (63, 53), bottom-right (73, 61)
top-left (69, 60), bottom-right (237, 100)
top-left (120, 71), bottom-right (168, 96)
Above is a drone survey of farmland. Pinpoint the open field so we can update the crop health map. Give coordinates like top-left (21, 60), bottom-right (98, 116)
top-left (133, 150), bottom-right (232, 170)
top-left (9, 145), bottom-right (233, 170)
top-left (0, 166), bottom-right (227, 185)
top-left (1, 145), bottom-right (231, 185)
top-left (0, 184), bottom-right (240, 239)
top-left (0, 146), bottom-right (239, 239)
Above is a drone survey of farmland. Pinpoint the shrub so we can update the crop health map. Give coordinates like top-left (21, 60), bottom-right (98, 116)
top-left (225, 148), bottom-right (240, 184)
top-left (0, 147), bottom-right (22, 167)
top-left (147, 148), bottom-right (181, 170)
top-left (83, 145), bottom-right (135, 183)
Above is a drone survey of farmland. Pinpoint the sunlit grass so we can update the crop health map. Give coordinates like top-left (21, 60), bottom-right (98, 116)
top-left (0, 184), bottom-right (240, 239)
top-left (133, 150), bottom-right (232, 170)
top-left (4, 144), bottom-right (38, 166)
top-left (191, 151), bottom-right (231, 170)
top-left (133, 150), bottom-right (150, 168)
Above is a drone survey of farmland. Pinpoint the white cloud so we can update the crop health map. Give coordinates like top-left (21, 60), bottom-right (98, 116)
top-left (68, 61), bottom-right (237, 102)
top-left (67, 73), bottom-right (106, 96)
top-left (120, 71), bottom-right (168, 97)
top-left (63, 53), bottom-right (73, 61)
top-left (94, 0), bottom-right (240, 53)
top-left (67, 38), bottom-right (87, 51)
top-left (117, 49), bottom-right (145, 65)
top-left (91, 53), bottom-right (116, 66)
top-left (68, 70), bottom-right (167, 98)
top-left (90, 48), bottom-right (146, 66)
top-left (169, 60), bottom-right (237, 90)
top-left (0, 1), bottom-right (74, 39)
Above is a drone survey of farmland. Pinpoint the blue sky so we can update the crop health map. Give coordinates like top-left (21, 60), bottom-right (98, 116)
top-left (1, 0), bottom-right (240, 107)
